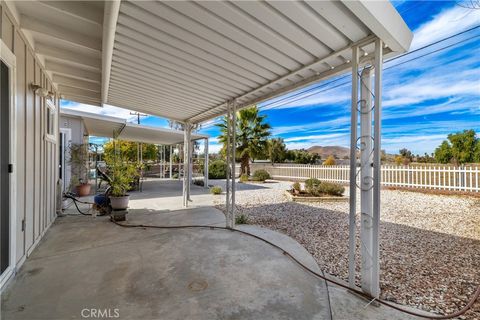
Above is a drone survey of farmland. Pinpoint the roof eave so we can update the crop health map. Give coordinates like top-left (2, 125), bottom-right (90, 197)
top-left (341, 0), bottom-right (413, 53)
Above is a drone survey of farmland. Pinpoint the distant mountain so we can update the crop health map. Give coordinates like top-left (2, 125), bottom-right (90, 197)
top-left (306, 146), bottom-right (350, 159)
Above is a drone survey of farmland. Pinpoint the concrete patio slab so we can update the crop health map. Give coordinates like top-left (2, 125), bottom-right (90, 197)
top-left (2, 179), bottom-right (420, 320)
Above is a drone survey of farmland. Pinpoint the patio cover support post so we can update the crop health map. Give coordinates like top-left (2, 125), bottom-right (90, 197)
top-left (204, 138), bottom-right (209, 188)
top-left (358, 37), bottom-right (382, 298)
top-left (162, 145), bottom-right (165, 178)
top-left (225, 101), bottom-right (236, 229)
top-left (372, 38), bottom-right (383, 299)
top-left (348, 45), bottom-right (359, 289)
top-left (169, 145), bottom-right (173, 179)
top-left (360, 66), bottom-right (374, 296)
top-left (183, 123), bottom-right (192, 207)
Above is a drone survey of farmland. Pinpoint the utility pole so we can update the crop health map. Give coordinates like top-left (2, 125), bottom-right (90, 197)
top-left (129, 112), bottom-right (148, 163)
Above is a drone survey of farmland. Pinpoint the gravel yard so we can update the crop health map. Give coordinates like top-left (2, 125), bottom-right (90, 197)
top-left (212, 180), bottom-right (480, 319)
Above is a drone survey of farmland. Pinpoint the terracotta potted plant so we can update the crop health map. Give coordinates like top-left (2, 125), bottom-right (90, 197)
top-left (69, 143), bottom-right (91, 197)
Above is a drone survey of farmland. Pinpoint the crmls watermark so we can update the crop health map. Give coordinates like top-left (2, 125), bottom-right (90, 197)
top-left (81, 308), bottom-right (120, 318)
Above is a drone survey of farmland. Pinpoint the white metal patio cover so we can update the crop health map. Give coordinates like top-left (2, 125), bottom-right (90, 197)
top-left (8, 0), bottom-right (412, 121)
top-left (8, 0), bottom-right (413, 301)
top-left (60, 108), bottom-right (208, 144)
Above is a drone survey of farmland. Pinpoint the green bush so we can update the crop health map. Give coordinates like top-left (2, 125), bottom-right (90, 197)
top-left (252, 169), bottom-right (270, 182)
top-left (305, 179), bottom-right (344, 196)
top-left (235, 213), bottom-right (249, 224)
top-left (210, 186), bottom-right (222, 195)
top-left (239, 174), bottom-right (249, 183)
top-left (317, 182), bottom-right (345, 196)
top-left (209, 160), bottom-right (227, 179)
top-left (304, 178), bottom-right (321, 194)
top-left (292, 181), bottom-right (301, 192)
top-left (172, 173), bottom-right (179, 179)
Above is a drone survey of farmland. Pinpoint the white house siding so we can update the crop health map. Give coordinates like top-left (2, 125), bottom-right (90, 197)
top-left (60, 115), bottom-right (88, 145)
top-left (1, 4), bottom-right (59, 271)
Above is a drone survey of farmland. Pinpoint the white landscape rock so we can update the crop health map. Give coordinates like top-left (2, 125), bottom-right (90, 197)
top-left (213, 180), bottom-right (480, 318)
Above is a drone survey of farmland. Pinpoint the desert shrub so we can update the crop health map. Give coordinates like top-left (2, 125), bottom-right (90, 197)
top-left (304, 178), bottom-right (321, 194)
top-left (292, 181), bottom-right (301, 192)
top-left (252, 169), bottom-right (270, 182)
top-left (208, 160), bottom-right (227, 179)
top-left (308, 181), bottom-right (345, 196)
top-left (318, 182), bottom-right (345, 196)
top-left (235, 213), bottom-right (249, 224)
top-left (210, 186), bottom-right (222, 195)
top-left (323, 155), bottom-right (336, 165)
top-left (239, 174), bottom-right (249, 183)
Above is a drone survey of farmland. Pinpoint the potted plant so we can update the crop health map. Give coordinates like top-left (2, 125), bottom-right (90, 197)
top-left (69, 143), bottom-right (91, 197)
top-left (108, 161), bottom-right (138, 210)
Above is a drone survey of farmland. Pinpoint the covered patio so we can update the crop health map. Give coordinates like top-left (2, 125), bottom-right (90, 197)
top-left (1, 179), bottom-right (420, 320)
top-left (0, 0), bottom-right (432, 319)
top-left (60, 107), bottom-right (210, 180)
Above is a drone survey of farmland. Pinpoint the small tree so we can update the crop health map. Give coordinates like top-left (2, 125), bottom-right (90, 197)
top-left (323, 155), bottom-right (336, 165)
top-left (475, 140), bottom-right (480, 163)
top-left (399, 148), bottom-right (413, 162)
top-left (434, 141), bottom-right (453, 164)
top-left (448, 129), bottom-right (477, 165)
top-left (217, 106), bottom-right (271, 175)
top-left (267, 138), bottom-right (287, 164)
top-left (394, 155), bottom-right (403, 165)
top-left (69, 143), bottom-right (89, 188)
top-left (104, 140), bottom-right (158, 163)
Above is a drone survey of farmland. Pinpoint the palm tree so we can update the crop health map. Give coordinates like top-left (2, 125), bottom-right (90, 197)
top-left (267, 138), bottom-right (287, 164)
top-left (217, 106), bottom-right (271, 175)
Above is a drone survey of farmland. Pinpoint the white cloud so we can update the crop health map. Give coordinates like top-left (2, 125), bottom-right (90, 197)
top-left (382, 134), bottom-right (448, 154)
top-left (284, 133), bottom-right (345, 143)
top-left (411, 6), bottom-right (480, 50)
top-left (271, 116), bottom-right (350, 136)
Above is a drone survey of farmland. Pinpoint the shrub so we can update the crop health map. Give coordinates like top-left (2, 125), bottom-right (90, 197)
top-left (304, 178), bottom-right (321, 194)
top-left (252, 169), bottom-right (270, 182)
top-left (210, 186), bottom-right (222, 195)
top-left (239, 174), bottom-right (249, 183)
top-left (318, 182), bottom-right (345, 196)
top-left (235, 213), bottom-right (249, 224)
top-left (307, 181), bottom-right (345, 197)
top-left (209, 160), bottom-right (227, 179)
top-left (292, 181), bottom-right (301, 192)
top-left (172, 173), bottom-right (179, 179)
top-left (323, 155), bottom-right (336, 165)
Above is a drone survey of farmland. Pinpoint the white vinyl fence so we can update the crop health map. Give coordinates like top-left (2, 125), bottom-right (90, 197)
top-left (246, 163), bottom-right (480, 192)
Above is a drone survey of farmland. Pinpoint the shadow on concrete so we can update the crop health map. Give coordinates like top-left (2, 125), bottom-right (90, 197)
top-left (1, 207), bottom-right (335, 320)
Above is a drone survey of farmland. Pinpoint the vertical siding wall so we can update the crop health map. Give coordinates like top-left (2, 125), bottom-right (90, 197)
top-left (1, 5), bottom-right (59, 265)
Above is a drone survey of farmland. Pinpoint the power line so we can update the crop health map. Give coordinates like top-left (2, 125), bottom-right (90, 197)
top-left (260, 33), bottom-right (480, 111)
top-left (201, 26), bottom-right (480, 129)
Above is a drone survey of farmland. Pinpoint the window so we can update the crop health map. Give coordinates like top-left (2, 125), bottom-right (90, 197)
top-left (45, 99), bottom-right (56, 142)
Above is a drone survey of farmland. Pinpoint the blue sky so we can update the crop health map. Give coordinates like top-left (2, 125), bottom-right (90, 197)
top-left (62, 1), bottom-right (480, 155)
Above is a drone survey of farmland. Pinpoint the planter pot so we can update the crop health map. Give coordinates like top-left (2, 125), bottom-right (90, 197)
top-left (109, 195), bottom-right (130, 210)
top-left (75, 184), bottom-right (91, 197)
top-left (62, 199), bottom-right (70, 210)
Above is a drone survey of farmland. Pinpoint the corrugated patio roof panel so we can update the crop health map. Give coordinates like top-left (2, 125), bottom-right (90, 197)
top-left (108, 0), bottom-right (412, 124)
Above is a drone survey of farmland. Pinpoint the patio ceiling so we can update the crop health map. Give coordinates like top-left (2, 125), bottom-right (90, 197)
top-left (7, 0), bottom-right (412, 124)
top-left (60, 108), bottom-right (208, 145)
